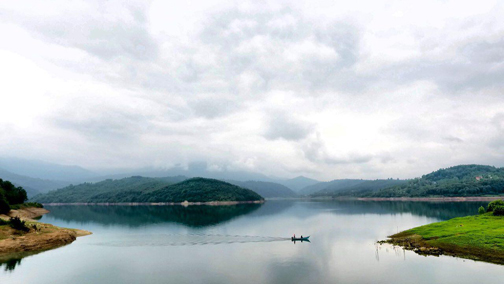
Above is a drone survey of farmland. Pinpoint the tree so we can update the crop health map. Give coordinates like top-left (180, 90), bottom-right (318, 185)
top-left (0, 191), bottom-right (10, 214)
top-left (487, 200), bottom-right (504, 212)
top-left (478, 206), bottom-right (486, 214)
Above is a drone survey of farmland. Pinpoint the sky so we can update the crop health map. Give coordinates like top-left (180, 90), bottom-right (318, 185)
top-left (0, 0), bottom-right (503, 180)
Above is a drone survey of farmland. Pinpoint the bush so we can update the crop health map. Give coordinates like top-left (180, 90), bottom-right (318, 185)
top-left (478, 206), bottom-right (486, 214)
top-left (9, 217), bottom-right (29, 232)
top-left (0, 218), bottom-right (8, 225)
top-left (494, 206), bottom-right (504, 216)
top-left (487, 200), bottom-right (504, 212)
top-left (0, 192), bottom-right (10, 214)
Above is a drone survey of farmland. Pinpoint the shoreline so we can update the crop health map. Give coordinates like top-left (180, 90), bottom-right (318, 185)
top-left (0, 207), bottom-right (91, 256)
top-left (41, 200), bottom-right (265, 206)
top-left (357, 196), bottom-right (504, 202)
top-left (307, 196), bottom-right (504, 202)
top-left (382, 213), bottom-right (504, 265)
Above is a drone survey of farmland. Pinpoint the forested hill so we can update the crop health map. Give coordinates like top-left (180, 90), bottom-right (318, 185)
top-left (367, 165), bottom-right (504, 197)
top-left (32, 177), bottom-right (264, 203)
top-left (311, 179), bottom-right (407, 197)
top-left (227, 180), bottom-right (297, 198)
top-left (300, 179), bottom-right (364, 196)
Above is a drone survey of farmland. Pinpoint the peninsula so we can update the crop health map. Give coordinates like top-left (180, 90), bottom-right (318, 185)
top-left (384, 200), bottom-right (504, 264)
top-left (0, 178), bottom-right (91, 256)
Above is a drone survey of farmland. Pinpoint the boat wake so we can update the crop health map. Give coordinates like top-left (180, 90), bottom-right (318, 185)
top-left (92, 234), bottom-right (290, 247)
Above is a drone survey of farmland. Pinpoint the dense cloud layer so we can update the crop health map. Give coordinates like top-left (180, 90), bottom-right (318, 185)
top-left (1, 0), bottom-right (503, 180)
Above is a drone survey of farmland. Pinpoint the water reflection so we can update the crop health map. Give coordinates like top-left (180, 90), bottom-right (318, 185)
top-left (1, 200), bottom-right (499, 282)
top-left (304, 200), bottom-right (487, 220)
top-left (0, 258), bottom-right (21, 272)
top-left (43, 203), bottom-right (263, 227)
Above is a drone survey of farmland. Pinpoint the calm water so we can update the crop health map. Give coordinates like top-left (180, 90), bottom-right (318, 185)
top-left (1, 200), bottom-right (503, 283)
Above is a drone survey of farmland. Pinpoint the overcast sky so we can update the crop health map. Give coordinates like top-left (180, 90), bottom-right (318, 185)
top-left (1, 0), bottom-right (503, 180)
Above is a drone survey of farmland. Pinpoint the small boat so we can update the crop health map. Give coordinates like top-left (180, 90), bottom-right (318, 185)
top-left (291, 236), bottom-right (310, 241)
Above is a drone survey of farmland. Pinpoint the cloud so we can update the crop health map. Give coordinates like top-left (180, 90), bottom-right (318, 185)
top-left (1, 0), bottom-right (504, 180)
top-left (263, 112), bottom-right (314, 141)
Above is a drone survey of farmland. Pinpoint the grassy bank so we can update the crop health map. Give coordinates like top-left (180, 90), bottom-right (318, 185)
top-left (387, 213), bottom-right (504, 264)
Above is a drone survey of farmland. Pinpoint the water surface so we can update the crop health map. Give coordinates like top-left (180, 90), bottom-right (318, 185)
top-left (1, 200), bottom-right (503, 283)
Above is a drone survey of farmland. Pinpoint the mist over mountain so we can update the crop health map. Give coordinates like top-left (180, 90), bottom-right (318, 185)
top-left (278, 176), bottom-right (320, 192)
top-left (0, 158), bottom-right (97, 181)
top-left (0, 168), bottom-right (70, 197)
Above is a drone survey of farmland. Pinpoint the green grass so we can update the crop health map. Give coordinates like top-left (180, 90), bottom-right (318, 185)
top-left (391, 213), bottom-right (504, 263)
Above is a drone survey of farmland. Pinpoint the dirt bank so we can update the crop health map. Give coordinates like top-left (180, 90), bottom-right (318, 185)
top-left (0, 207), bottom-right (91, 255)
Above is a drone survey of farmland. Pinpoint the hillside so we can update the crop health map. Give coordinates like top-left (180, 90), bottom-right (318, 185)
top-left (300, 179), bottom-right (364, 196)
top-left (311, 179), bottom-right (408, 197)
top-left (227, 180), bottom-right (297, 198)
top-left (32, 177), bottom-right (263, 203)
top-left (368, 165), bottom-right (504, 197)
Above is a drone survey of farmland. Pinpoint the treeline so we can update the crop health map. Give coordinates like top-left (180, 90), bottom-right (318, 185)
top-left (32, 177), bottom-right (264, 203)
top-left (366, 165), bottom-right (504, 197)
top-left (311, 179), bottom-right (407, 197)
top-left (0, 179), bottom-right (28, 214)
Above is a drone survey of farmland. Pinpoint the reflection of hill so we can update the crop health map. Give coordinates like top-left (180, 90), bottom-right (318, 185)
top-left (304, 200), bottom-right (487, 220)
top-left (45, 204), bottom-right (263, 227)
top-left (247, 200), bottom-right (294, 217)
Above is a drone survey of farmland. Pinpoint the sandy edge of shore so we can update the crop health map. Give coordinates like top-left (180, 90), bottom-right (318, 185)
top-left (0, 207), bottom-right (91, 255)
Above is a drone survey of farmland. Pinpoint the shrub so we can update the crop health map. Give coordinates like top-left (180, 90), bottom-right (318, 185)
top-left (487, 200), bottom-right (504, 212)
top-left (0, 218), bottom-right (8, 225)
top-left (493, 206), bottom-right (504, 216)
top-left (478, 206), bottom-right (486, 214)
top-left (0, 192), bottom-right (10, 214)
top-left (9, 217), bottom-right (29, 232)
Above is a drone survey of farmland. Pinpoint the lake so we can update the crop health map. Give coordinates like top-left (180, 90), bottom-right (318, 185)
top-left (1, 200), bottom-right (503, 283)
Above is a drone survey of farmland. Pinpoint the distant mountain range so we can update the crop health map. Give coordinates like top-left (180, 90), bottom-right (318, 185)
top-left (0, 168), bottom-right (70, 197)
top-left (3, 157), bottom-right (503, 200)
top-left (0, 158), bottom-right (320, 198)
top-left (277, 176), bottom-right (320, 192)
top-left (0, 157), bottom-right (96, 181)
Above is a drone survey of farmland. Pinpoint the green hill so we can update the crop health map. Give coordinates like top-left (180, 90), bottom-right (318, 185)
top-left (311, 179), bottom-right (407, 197)
top-left (301, 179), bottom-right (365, 196)
top-left (32, 177), bottom-right (263, 203)
top-left (367, 165), bottom-right (504, 197)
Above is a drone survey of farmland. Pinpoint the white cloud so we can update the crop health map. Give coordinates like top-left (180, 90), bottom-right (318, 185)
top-left (0, 0), bottom-right (503, 180)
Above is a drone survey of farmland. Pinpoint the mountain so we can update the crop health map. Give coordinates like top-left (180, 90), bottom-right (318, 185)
top-left (299, 179), bottom-right (364, 196)
top-left (368, 165), bottom-right (504, 197)
top-left (0, 168), bottom-right (70, 197)
top-left (227, 180), bottom-right (297, 198)
top-left (0, 157), bottom-right (97, 181)
top-left (32, 177), bottom-right (263, 203)
top-left (279, 176), bottom-right (320, 192)
top-left (311, 179), bottom-right (408, 197)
